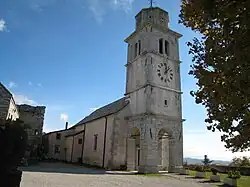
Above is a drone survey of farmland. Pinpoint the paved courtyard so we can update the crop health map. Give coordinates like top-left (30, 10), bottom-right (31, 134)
top-left (20, 163), bottom-right (216, 187)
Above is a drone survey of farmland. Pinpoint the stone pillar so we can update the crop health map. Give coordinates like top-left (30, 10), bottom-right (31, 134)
top-left (157, 139), bottom-right (163, 170)
top-left (127, 138), bottom-right (136, 171)
top-left (138, 139), bottom-right (159, 174)
top-left (162, 137), bottom-right (169, 171)
top-left (168, 137), bottom-right (183, 173)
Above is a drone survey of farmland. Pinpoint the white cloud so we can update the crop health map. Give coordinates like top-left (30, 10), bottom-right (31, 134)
top-left (88, 0), bottom-right (134, 23)
top-left (28, 82), bottom-right (33, 86)
top-left (8, 81), bottom-right (17, 89)
top-left (60, 113), bottom-right (69, 122)
top-left (13, 94), bottom-right (37, 105)
top-left (183, 129), bottom-right (250, 161)
top-left (110, 0), bottom-right (134, 13)
top-left (37, 83), bottom-right (42, 87)
top-left (0, 18), bottom-right (6, 32)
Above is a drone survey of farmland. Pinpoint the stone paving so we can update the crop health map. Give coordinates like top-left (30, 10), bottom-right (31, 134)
top-left (20, 163), bottom-right (217, 187)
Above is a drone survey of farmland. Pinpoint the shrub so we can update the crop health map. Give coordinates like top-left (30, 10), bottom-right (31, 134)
top-left (228, 170), bottom-right (241, 179)
top-left (211, 168), bottom-right (218, 175)
top-left (195, 165), bottom-right (204, 172)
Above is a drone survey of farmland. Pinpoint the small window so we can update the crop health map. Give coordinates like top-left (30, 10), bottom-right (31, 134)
top-left (34, 129), bottom-right (38, 135)
top-left (78, 138), bottom-right (83, 144)
top-left (159, 39), bottom-right (163, 54)
top-left (138, 40), bottom-right (141, 55)
top-left (56, 133), bottom-right (61, 140)
top-left (165, 40), bottom-right (169, 55)
top-left (164, 100), bottom-right (168, 106)
top-left (134, 43), bottom-right (138, 58)
top-left (94, 134), bottom-right (98, 151)
top-left (55, 145), bottom-right (60, 154)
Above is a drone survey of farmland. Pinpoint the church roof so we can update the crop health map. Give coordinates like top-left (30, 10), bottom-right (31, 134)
top-left (73, 97), bottom-right (128, 127)
top-left (0, 82), bottom-right (12, 98)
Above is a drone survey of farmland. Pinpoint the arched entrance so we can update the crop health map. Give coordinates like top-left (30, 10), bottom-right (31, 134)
top-left (158, 128), bottom-right (170, 171)
top-left (127, 127), bottom-right (140, 171)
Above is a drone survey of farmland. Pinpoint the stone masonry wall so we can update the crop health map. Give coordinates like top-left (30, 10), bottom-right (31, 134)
top-left (18, 104), bottom-right (46, 146)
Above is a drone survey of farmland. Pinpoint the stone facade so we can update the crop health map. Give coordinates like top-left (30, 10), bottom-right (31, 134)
top-left (44, 6), bottom-right (183, 174)
top-left (18, 104), bottom-right (46, 147)
top-left (0, 82), bottom-right (19, 121)
top-left (124, 7), bottom-right (183, 173)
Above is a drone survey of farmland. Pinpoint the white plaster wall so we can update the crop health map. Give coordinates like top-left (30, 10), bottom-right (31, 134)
top-left (47, 130), bottom-right (73, 161)
top-left (71, 132), bottom-right (84, 163)
top-left (6, 97), bottom-right (19, 120)
top-left (83, 115), bottom-right (114, 168)
top-left (65, 136), bottom-right (73, 162)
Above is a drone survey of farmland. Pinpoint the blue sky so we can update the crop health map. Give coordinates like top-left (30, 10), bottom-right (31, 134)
top-left (0, 0), bottom-right (249, 161)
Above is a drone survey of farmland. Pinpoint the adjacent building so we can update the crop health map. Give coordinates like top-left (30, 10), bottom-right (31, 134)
top-left (18, 104), bottom-right (46, 149)
top-left (0, 82), bottom-right (46, 158)
top-left (44, 5), bottom-right (184, 174)
top-left (0, 82), bottom-right (19, 121)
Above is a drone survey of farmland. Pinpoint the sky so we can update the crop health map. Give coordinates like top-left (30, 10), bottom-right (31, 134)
top-left (0, 0), bottom-right (249, 161)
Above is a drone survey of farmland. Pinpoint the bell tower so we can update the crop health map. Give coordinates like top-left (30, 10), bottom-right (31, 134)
top-left (125, 5), bottom-right (184, 174)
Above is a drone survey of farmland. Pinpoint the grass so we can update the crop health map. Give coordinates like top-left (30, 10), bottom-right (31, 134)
top-left (188, 170), bottom-right (250, 187)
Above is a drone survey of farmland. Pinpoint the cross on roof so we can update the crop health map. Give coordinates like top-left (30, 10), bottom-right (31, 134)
top-left (149, 0), bottom-right (156, 8)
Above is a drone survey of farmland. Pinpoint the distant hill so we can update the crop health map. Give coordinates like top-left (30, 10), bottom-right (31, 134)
top-left (184, 157), bottom-right (230, 165)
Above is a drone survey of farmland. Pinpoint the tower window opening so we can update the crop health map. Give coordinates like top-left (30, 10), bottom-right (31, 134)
top-left (165, 40), bottom-right (169, 55)
top-left (159, 39), bottom-right (163, 54)
top-left (135, 42), bottom-right (138, 58)
top-left (164, 100), bottom-right (168, 106)
top-left (138, 40), bottom-right (141, 55)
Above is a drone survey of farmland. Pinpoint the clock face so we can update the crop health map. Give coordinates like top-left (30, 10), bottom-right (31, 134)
top-left (157, 61), bottom-right (173, 83)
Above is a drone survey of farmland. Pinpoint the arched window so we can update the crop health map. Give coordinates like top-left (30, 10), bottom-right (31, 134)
top-left (159, 38), bottom-right (163, 54)
top-left (138, 40), bottom-right (141, 55)
top-left (165, 40), bottom-right (169, 55)
top-left (134, 43), bottom-right (138, 58)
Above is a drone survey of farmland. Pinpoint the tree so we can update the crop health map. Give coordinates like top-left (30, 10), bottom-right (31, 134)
top-left (202, 155), bottom-right (213, 166)
top-left (179, 0), bottom-right (250, 152)
top-left (230, 156), bottom-right (250, 167)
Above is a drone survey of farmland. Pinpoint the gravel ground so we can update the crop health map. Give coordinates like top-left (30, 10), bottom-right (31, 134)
top-left (20, 163), bottom-right (216, 187)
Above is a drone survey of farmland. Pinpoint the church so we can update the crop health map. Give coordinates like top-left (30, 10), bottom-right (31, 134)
top-left (44, 4), bottom-right (184, 174)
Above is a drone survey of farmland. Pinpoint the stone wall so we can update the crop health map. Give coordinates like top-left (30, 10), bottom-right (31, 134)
top-left (0, 82), bottom-right (12, 120)
top-left (17, 104), bottom-right (46, 146)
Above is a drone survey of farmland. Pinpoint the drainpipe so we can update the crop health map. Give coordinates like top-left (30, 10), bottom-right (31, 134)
top-left (102, 116), bottom-right (108, 168)
top-left (81, 125), bottom-right (86, 164)
top-left (71, 136), bottom-right (75, 163)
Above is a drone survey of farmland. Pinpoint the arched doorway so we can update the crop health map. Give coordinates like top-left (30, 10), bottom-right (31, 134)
top-left (158, 128), bottom-right (170, 171)
top-left (127, 127), bottom-right (140, 171)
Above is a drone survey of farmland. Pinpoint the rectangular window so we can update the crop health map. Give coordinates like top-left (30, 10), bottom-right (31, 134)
top-left (138, 40), bottom-right (141, 55)
top-left (55, 145), bottom-right (60, 154)
top-left (165, 40), bottom-right (169, 55)
top-left (78, 138), bottom-right (83, 144)
top-left (94, 134), bottom-right (98, 151)
top-left (134, 43), bottom-right (138, 58)
top-left (159, 39), bottom-right (163, 54)
top-left (164, 100), bottom-right (168, 106)
top-left (56, 133), bottom-right (61, 140)
top-left (34, 129), bottom-right (38, 135)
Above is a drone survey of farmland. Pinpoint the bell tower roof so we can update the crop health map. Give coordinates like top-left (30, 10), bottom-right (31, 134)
top-left (135, 7), bottom-right (169, 32)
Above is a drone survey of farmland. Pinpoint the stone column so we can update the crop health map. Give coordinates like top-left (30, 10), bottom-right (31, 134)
top-left (138, 138), bottom-right (159, 174)
top-left (162, 136), bottom-right (169, 171)
top-left (168, 137), bottom-right (183, 173)
top-left (127, 138), bottom-right (136, 171)
top-left (157, 139), bottom-right (163, 170)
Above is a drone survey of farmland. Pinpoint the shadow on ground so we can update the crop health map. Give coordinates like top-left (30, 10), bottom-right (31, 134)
top-left (19, 162), bottom-right (138, 175)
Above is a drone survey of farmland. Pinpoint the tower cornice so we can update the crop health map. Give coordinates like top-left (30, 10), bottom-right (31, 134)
top-left (124, 26), bottom-right (182, 43)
